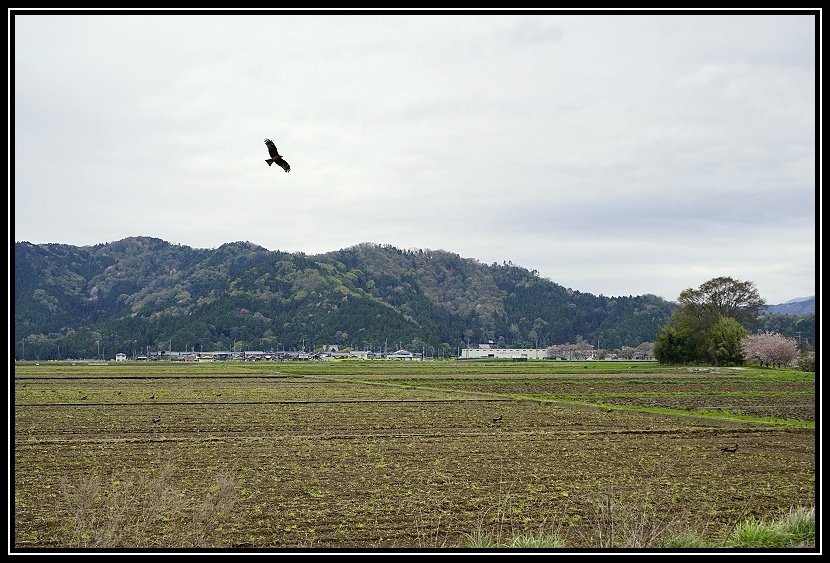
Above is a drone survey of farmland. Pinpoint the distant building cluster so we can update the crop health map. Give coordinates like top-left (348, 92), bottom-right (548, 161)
top-left (111, 343), bottom-right (653, 362)
top-left (458, 343), bottom-right (654, 361)
top-left (128, 348), bottom-right (422, 362)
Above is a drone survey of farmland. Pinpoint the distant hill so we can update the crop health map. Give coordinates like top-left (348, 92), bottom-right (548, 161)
top-left (14, 238), bottom-right (677, 360)
top-left (765, 296), bottom-right (814, 316)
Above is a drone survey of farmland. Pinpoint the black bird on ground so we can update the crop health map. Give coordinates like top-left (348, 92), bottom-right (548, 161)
top-left (492, 416), bottom-right (503, 424)
top-left (720, 444), bottom-right (738, 453)
top-left (152, 416), bottom-right (161, 424)
top-left (264, 138), bottom-right (290, 172)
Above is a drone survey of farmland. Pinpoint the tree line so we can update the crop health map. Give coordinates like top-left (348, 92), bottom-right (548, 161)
top-left (653, 276), bottom-right (813, 370)
top-left (14, 240), bottom-right (813, 363)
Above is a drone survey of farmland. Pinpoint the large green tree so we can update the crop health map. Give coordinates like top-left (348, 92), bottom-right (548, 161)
top-left (654, 326), bottom-right (689, 364)
top-left (704, 317), bottom-right (749, 366)
top-left (676, 276), bottom-right (765, 327)
top-left (655, 276), bottom-right (763, 365)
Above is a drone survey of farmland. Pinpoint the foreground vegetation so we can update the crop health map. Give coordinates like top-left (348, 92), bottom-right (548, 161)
top-left (14, 360), bottom-right (815, 550)
top-left (465, 504), bottom-right (815, 549)
top-left (54, 457), bottom-right (816, 549)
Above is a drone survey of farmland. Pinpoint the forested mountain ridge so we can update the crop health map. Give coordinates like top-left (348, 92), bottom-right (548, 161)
top-left (14, 237), bottom-right (811, 360)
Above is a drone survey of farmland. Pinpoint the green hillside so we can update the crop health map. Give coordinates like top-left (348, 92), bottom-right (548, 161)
top-left (15, 237), bottom-right (683, 360)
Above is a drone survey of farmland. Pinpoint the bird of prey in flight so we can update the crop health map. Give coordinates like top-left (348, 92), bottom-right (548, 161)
top-left (264, 138), bottom-right (290, 172)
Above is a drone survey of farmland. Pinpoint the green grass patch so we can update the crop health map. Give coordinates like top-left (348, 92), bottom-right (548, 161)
top-left (726, 506), bottom-right (815, 548)
top-left (518, 391), bottom-right (811, 399)
top-left (518, 396), bottom-right (814, 428)
top-left (460, 506), bottom-right (815, 549)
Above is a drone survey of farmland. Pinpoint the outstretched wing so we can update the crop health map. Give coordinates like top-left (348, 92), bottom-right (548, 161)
top-left (275, 156), bottom-right (290, 173)
top-left (264, 138), bottom-right (280, 159)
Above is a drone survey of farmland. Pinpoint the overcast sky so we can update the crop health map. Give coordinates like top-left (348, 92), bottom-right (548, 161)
top-left (12, 11), bottom-right (817, 305)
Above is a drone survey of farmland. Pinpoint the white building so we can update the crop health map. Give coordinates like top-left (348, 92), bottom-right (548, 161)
top-left (114, 353), bottom-right (127, 362)
top-left (458, 347), bottom-right (548, 360)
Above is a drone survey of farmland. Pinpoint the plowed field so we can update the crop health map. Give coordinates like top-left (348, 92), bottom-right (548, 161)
top-left (13, 363), bottom-right (815, 549)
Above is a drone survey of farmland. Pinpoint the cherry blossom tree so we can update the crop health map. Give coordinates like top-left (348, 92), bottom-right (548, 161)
top-left (545, 342), bottom-right (594, 360)
top-left (619, 346), bottom-right (637, 360)
top-left (741, 332), bottom-right (799, 367)
top-left (633, 341), bottom-right (655, 360)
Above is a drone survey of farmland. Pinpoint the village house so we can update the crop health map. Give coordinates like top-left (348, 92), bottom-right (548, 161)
top-left (386, 349), bottom-right (419, 360)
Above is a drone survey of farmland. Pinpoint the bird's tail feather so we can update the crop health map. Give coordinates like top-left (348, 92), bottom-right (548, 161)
top-left (265, 159), bottom-right (274, 166)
